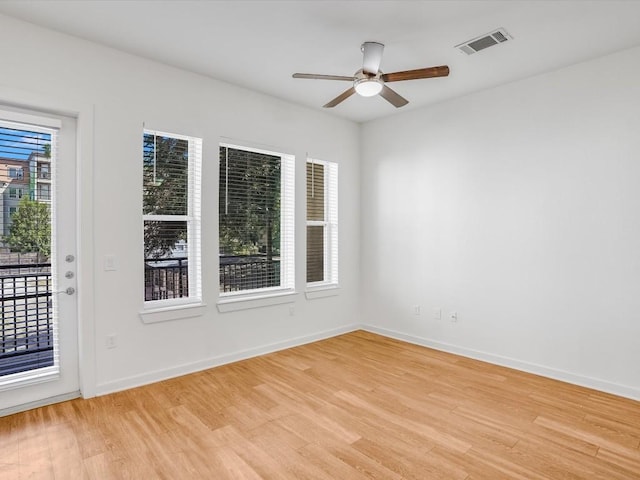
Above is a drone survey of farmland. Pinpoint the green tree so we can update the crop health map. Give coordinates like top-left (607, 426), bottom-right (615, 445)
top-left (143, 133), bottom-right (188, 258)
top-left (42, 143), bottom-right (51, 158)
top-left (219, 147), bottom-right (281, 256)
top-left (4, 197), bottom-right (51, 260)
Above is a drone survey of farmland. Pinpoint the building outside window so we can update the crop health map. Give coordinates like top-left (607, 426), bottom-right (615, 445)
top-left (219, 144), bottom-right (295, 296)
top-left (142, 130), bottom-right (202, 304)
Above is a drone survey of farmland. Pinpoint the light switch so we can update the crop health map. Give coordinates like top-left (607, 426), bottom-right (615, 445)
top-left (104, 254), bottom-right (117, 271)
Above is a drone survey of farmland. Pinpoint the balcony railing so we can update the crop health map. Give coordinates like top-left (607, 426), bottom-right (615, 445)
top-left (0, 263), bottom-right (54, 377)
top-left (144, 255), bottom-right (282, 300)
top-left (219, 255), bottom-right (281, 293)
top-left (144, 257), bottom-right (188, 301)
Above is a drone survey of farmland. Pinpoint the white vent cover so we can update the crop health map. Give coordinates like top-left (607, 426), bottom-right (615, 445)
top-left (456, 28), bottom-right (512, 55)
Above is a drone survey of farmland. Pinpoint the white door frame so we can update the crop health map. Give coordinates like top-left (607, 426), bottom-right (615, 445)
top-left (0, 86), bottom-right (96, 410)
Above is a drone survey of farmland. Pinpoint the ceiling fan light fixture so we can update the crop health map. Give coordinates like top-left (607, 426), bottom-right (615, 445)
top-left (354, 78), bottom-right (383, 97)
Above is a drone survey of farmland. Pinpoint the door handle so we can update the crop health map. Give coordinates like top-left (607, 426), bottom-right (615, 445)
top-left (55, 287), bottom-right (76, 295)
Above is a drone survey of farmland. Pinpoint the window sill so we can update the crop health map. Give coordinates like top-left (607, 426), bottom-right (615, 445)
top-left (139, 301), bottom-right (207, 324)
top-left (305, 285), bottom-right (340, 299)
top-left (0, 366), bottom-right (59, 392)
top-left (217, 290), bottom-right (296, 313)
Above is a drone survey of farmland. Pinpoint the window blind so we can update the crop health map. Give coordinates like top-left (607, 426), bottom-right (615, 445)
top-left (219, 144), bottom-right (295, 295)
top-left (0, 114), bottom-right (58, 381)
top-left (306, 158), bottom-right (338, 286)
top-left (307, 161), bottom-right (324, 283)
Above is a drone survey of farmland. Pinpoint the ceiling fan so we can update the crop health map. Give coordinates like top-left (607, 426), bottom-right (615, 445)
top-left (292, 42), bottom-right (449, 108)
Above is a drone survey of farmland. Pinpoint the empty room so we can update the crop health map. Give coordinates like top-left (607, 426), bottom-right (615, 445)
top-left (0, 1), bottom-right (639, 478)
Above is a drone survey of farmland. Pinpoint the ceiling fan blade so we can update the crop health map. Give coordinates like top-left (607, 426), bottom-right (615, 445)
top-left (293, 73), bottom-right (354, 81)
top-left (323, 87), bottom-right (356, 108)
top-left (362, 42), bottom-right (384, 75)
top-left (379, 85), bottom-right (409, 108)
top-left (381, 65), bottom-right (449, 82)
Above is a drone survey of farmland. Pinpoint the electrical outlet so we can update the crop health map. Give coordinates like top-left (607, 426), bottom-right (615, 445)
top-left (449, 311), bottom-right (458, 322)
top-left (433, 308), bottom-right (442, 320)
top-left (413, 305), bottom-right (421, 316)
top-left (106, 334), bottom-right (117, 349)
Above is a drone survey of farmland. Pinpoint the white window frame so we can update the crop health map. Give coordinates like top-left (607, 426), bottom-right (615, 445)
top-left (306, 158), bottom-right (338, 291)
top-left (141, 129), bottom-right (202, 315)
top-left (217, 142), bottom-right (295, 307)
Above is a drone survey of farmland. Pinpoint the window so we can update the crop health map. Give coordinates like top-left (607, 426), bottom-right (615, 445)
top-left (142, 130), bottom-right (201, 305)
top-left (8, 206), bottom-right (16, 216)
top-left (38, 184), bottom-right (50, 200)
top-left (8, 187), bottom-right (23, 199)
top-left (219, 144), bottom-right (294, 296)
top-left (307, 159), bottom-right (338, 286)
top-left (8, 167), bottom-right (23, 178)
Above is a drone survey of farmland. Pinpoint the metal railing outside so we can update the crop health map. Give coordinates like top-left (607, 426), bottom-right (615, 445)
top-left (144, 257), bottom-right (188, 301)
top-left (219, 255), bottom-right (281, 292)
top-left (144, 255), bottom-right (282, 300)
top-left (0, 263), bottom-right (54, 376)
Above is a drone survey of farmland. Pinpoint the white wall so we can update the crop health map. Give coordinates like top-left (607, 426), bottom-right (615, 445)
top-left (0, 14), bottom-right (360, 399)
top-left (361, 45), bottom-right (640, 400)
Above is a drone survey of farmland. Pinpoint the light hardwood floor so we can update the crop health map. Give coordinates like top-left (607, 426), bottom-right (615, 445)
top-left (1, 330), bottom-right (639, 479)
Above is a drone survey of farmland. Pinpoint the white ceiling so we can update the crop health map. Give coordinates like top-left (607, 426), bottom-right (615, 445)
top-left (1, 1), bottom-right (640, 123)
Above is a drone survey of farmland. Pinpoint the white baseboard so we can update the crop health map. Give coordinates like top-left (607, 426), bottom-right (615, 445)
top-left (95, 324), bottom-right (360, 396)
top-left (362, 324), bottom-right (640, 402)
top-left (94, 322), bottom-right (639, 402)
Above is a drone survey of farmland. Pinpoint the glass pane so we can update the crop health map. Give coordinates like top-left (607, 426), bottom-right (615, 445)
top-left (307, 225), bottom-right (324, 283)
top-left (307, 162), bottom-right (324, 221)
top-left (144, 220), bottom-right (189, 301)
top-left (0, 124), bottom-right (54, 377)
top-left (143, 133), bottom-right (188, 216)
top-left (219, 146), bottom-right (282, 292)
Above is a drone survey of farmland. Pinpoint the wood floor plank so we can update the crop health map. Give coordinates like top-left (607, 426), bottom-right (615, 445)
top-left (1, 330), bottom-right (639, 478)
top-left (297, 443), bottom-right (373, 480)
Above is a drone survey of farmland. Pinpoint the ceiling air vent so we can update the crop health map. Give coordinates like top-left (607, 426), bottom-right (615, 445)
top-left (456, 28), bottom-right (512, 55)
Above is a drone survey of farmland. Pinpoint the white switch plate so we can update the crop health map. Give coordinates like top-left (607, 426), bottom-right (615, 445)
top-left (433, 308), bottom-right (442, 320)
top-left (104, 254), bottom-right (117, 271)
